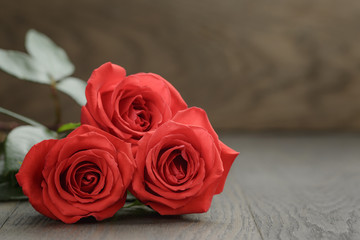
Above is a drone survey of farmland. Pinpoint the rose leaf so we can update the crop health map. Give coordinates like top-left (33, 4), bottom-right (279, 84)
top-left (25, 29), bottom-right (75, 81)
top-left (4, 126), bottom-right (57, 175)
top-left (57, 122), bottom-right (81, 133)
top-left (0, 49), bottom-right (49, 83)
top-left (0, 144), bottom-right (27, 201)
top-left (56, 77), bottom-right (87, 106)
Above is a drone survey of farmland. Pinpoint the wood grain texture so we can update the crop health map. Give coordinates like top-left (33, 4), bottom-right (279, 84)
top-left (223, 134), bottom-right (360, 240)
top-left (1, 0), bottom-right (360, 130)
top-left (0, 201), bottom-right (19, 228)
top-left (0, 171), bottom-right (260, 240)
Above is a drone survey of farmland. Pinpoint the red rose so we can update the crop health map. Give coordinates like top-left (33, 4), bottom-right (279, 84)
top-left (130, 107), bottom-right (239, 215)
top-left (81, 62), bottom-right (187, 148)
top-left (16, 125), bottom-right (135, 223)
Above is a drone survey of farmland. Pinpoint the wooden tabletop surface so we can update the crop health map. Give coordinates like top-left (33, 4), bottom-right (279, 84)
top-left (0, 134), bottom-right (359, 240)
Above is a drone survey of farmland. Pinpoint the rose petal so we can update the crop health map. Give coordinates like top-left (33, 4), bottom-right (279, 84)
top-left (44, 169), bottom-right (89, 218)
top-left (42, 180), bottom-right (84, 224)
top-left (129, 73), bottom-right (187, 114)
top-left (171, 107), bottom-right (220, 149)
top-left (16, 140), bottom-right (58, 220)
top-left (90, 193), bottom-right (127, 221)
top-left (214, 141), bottom-right (239, 194)
top-left (81, 106), bottom-right (101, 128)
top-left (149, 182), bottom-right (217, 215)
top-left (85, 62), bottom-right (126, 106)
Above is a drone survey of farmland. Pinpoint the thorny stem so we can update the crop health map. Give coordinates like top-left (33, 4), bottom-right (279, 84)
top-left (49, 76), bottom-right (62, 129)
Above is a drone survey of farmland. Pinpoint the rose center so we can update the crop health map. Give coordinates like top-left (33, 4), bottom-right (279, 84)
top-left (169, 155), bottom-right (187, 180)
top-left (75, 166), bottom-right (101, 194)
top-left (127, 96), bottom-right (151, 130)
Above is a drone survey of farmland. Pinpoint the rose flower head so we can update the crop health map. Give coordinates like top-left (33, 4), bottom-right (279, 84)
top-left (16, 125), bottom-right (135, 223)
top-left (81, 62), bottom-right (187, 150)
top-left (130, 107), bottom-right (239, 215)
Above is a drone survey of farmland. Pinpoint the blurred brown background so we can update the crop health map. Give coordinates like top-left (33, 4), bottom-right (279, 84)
top-left (1, 0), bottom-right (360, 131)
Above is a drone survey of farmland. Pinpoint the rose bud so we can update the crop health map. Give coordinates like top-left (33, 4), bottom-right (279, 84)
top-left (130, 107), bottom-right (239, 215)
top-left (81, 62), bottom-right (187, 151)
top-left (16, 125), bottom-right (135, 223)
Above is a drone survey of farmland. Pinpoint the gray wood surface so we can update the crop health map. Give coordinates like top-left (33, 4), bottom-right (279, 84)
top-left (0, 134), bottom-right (360, 239)
top-left (229, 134), bottom-right (360, 240)
top-left (0, 202), bottom-right (18, 228)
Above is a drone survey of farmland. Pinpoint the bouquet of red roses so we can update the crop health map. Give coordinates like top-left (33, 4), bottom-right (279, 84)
top-left (0, 30), bottom-right (238, 224)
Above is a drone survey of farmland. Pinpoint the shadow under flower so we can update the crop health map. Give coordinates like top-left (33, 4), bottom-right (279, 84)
top-left (4, 202), bottom-right (218, 240)
top-left (75, 205), bottom-right (199, 225)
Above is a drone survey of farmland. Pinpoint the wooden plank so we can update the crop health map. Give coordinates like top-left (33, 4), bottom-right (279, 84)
top-left (0, 157), bottom-right (261, 240)
top-left (0, 201), bottom-right (19, 229)
top-left (222, 134), bottom-right (360, 240)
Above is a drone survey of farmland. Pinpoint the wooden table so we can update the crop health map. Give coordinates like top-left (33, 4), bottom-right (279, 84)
top-left (1, 134), bottom-right (359, 240)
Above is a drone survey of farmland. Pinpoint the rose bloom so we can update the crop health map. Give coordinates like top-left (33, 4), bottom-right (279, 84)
top-left (130, 107), bottom-right (239, 215)
top-left (81, 62), bottom-right (187, 148)
top-left (16, 125), bottom-right (135, 223)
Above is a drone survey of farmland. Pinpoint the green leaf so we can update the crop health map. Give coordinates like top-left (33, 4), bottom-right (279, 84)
top-left (0, 147), bottom-right (27, 201)
top-left (4, 126), bottom-right (57, 174)
top-left (0, 49), bottom-right (49, 83)
top-left (25, 29), bottom-right (74, 81)
top-left (0, 106), bottom-right (45, 127)
top-left (57, 122), bottom-right (80, 133)
top-left (57, 77), bottom-right (87, 105)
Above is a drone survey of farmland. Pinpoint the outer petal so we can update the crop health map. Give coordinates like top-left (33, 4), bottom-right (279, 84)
top-left (127, 73), bottom-right (187, 114)
top-left (81, 106), bottom-right (100, 128)
top-left (85, 62), bottom-right (126, 104)
top-left (16, 139), bottom-right (58, 220)
top-left (83, 63), bottom-right (126, 135)
top-left (41, 181), bottom-right (83, 224)
top-left (215, 141), bottom-right (239, 194)
top-left (152, 73), bottom-right (188, 115)
top-left (172, 107), bottom-right (239, 194)
top-left (171, 107), bottom-right (220, 149)
top-left (149, 182), bottom-right (217, 215)
top-left (70, 125), bottom-right (134, 158)
top-left (91, 195), bottom-right (127, 221)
